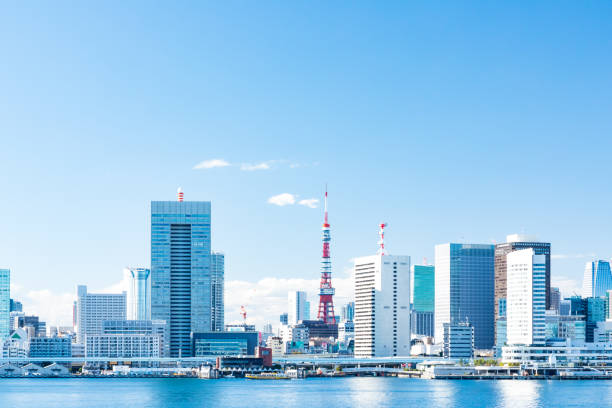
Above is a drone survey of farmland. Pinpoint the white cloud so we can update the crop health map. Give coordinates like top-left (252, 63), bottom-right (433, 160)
top-left (551, 253), bottom-right (596, 260)
top-left (10, 284), bottom-right (76, 328)
top-left (298, 198), bottom-right (319, 209)
top-left (193, 159), bottom-right (231, 170)
top-left (240, 161), bottom-right (273, 171)
top-left (552, 277), bottom-right (582, 298)
top-left (267, 193), bottom-right (296, 206)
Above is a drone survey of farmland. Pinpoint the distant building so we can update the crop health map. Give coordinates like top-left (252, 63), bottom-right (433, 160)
top-left (266, 336), bottom-right (283, 356)
top-left (76, 285), bottom-right (126, 345)
top-left (151, 199), bottom-right (212, 358)
top-left (341, 302), bottom-right (355, 323)
top-left (211, 252), bottom-right (225, 332)
top-left (494, 235), bottom-right (551, 343)
top-left (279, 313), bottom-right (288, 325)
top-left (338, 320), bottom-right (354, 346)
top-left (559, 300), bottom-right (571, 316)
top-left (11, 314), bottom-right (46, 338)
top-left (545, 312), bottom-right (585, 343)
top-left (435, 243), bottom-right (495, 349)
top-left (86, 320), bottom-right (164, 358)
top-left (550, 287), bottom-right (561, 313)
top-left (412, 265), bottom-right (435, 312)
top-left (192, 331), bottom-right (258, 356)
top-left (281, 324), bottom-right (309, 353)
top-left (125, 267), bottom-right (151, 320)
top-left (507, 249), bottom-right (546, 346)
top-left (225, 323), bottom-right (256, 332)
top-left (353, 254), bottom-right (411, 357)
top-left (586, 297), bottom-right (606, 343)
top-left (0, 269), bottom-right (9, 340)
top-left (300, 319), bottom-right (338, 340)
top-left (288, 291), bottom-right (308, 326)
top-left (28, 337), bottom-right (71, 358)
top-left (9, 299), bottom-right (22, 313)
top-left (582, 260), bottom-right (612, 298)
top-left (411, 311), bottom-right (434, 337)
top-left (443, 322), bottom-right (474, 359)
top-left (2, 329), bottom-right (28, 358)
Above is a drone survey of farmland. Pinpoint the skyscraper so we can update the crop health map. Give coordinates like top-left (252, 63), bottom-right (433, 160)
top-left (506, 249), bottom-right (546, 346)
top-left (211, 252), bottom-right (225, 332)
top-left (151, 193), bottom-right (212, 357)
top-left (125, 267), bottom-right (151, 320)
top-left (288, 291), bottom-right (308, 325)
top-left (494, 235), bottom-right (551, 328)
top-left (411, 264), bottom-right (435, 337)
top-left (353, 253), bottom-right (411, 358)
top-left (76, 285), bottom-right (126, 345)
top-left (550, 287), bottom-right (561, 313)
top-left (341, 302), bottom-right (355, 322)
top-left (0, 269), bottom-right (9, 340)
top-left (582, 260), bottom-right (612, 298)
top-left (435, 243), bottom-right (495, 349)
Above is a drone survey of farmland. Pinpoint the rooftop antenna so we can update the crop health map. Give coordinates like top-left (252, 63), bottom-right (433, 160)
top-left (177, 187), bottom-right (184, 202)
top-left (378, 223), bottom-right (388, 255)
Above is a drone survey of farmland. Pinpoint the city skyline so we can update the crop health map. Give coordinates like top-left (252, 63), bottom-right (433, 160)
top-left (3, 2), bottom-right (612, 328)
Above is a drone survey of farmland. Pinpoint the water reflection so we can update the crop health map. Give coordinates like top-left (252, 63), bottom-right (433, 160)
top-left (494, 380), bottom-right (541, 408)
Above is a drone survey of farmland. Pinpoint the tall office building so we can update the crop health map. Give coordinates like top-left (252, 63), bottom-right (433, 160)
top-left (288, 291), bottom-right (308, 325)
top-left (412, 265), bottom-right (435, 312)
top-left (76, 285), bottom-right (126, 345)
top-left (341, 302), bottom-right (355, 322)
top-left (506, 249), bottom-right (546, 346)
top-left (125, 267), bottom-right (151, 320)
top-left (211, 252), bottom-right (225, 332)
top-left (353, 254), bottom-right (411, 358)
top-left (582, 260), bottom-right (612, 298)
top-left (435, 243), bottom-right (495, 349)
top-left (151, 195), bottom-right (212, 357)
top-left (9, 299), bottom-right (22, 313)
top-left (550, 287), bottom-right (561, 313)
top-left (0, 269), bottom-right (9, 339)
top-left (494, 235), bottom-right (551, 327)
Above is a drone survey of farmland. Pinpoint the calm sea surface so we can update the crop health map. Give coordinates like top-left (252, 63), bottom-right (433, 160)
top-left (0, 377), bottom-right (611, 407)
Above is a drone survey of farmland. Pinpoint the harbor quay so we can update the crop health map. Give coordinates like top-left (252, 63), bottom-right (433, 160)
top-left (2, 355), bottom-right (612, 380)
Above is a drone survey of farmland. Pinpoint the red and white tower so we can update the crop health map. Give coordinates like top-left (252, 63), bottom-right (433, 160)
top-left (317, 188), bottom-right (336, 324)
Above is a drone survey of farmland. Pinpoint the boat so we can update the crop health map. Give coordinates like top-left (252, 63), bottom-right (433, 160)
top-left (245, 372), bottom-right (290, 380)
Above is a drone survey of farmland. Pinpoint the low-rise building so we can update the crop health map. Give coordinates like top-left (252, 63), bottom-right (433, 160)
top-left (502, 342), bottom-right (612, 365)
top-left (29, 337), bottom-right (71, 358)
top-left (443, 322), bottom-right (474, 359)
top-left (192, 331), bottom-right (259, 356)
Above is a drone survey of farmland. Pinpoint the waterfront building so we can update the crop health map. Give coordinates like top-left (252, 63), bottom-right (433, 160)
top-left (582, 260), bottom-right (612, 298)
top-left (28, 337), bottom-right (71, 358)
top-left (443, 322), bottom-right (474, 359)
top-left (288, 291), bottom-right (308, 325)
top-left (266, 336), bottom-right (284, 356)
top-left (435, 243), bottom-right (495, 349)
top-left (507, 249), bottom-right (546, 346)
top-left (544, 312), bottom-right (585, 343)
top-left (494, 235), bottom-right (551, 336)
top-left (211, 252), bottom-right (225, 332)
top-left (151, 198), bottom-right (212, 358)
top-left (71, 343), bottom-right (85, 357)
top-left (412, 264), bottom-right (435, 312)
top-left (502, 343), bottom-right (612, 364)
top-left (353, 254), bottom-right (411, 357)
top-left (125, 267), bottom-right (151, 321)
top-left (76, 285), bottom-right (127, 345)
top-left (1, 329), bottom-right (28, 357)
top-left (586, 297), bottom-right (606, 342)
top-left (86, 320), bottom-right (164, 358)
top-left (494, 318), bottom-right (507, 358)
top-left (9, 299), bottom-right (22, 313)
top-left (279, 313), bottom-right (288, 325)
top-left (411, 311), bottom-right (434, 337)
top-left (341, 302), bottom-right (355, 322)
top-left (192, 331), bottom-right (258, 356)
top-left (0, 269), bottom-right (9, 340)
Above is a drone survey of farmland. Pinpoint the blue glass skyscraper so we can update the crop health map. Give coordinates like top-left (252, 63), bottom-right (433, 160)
top-left (151, 199), bottom-right (211, 357)
top-left (0, 269), bottom-right (10, 339)
top-left (435, 243), bottom-right (495, 349)
top-left (582, 260), bottom-right (612, 298)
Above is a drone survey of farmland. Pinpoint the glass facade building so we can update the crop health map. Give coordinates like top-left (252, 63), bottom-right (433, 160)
top-left (435, 243), bottom-right (495, 349)
top-left (211, 252), bottom-right (224, 332)
top-left (412, 265), bottom-right (435, 312)
top-left (0, 269), bottom-right (9, 340)
top-left (125, 267), bottom-right (151, 321)
top-left (151, 200), bottom-right (211, 358)
top-left (582, 260), bottom-right (612, 298)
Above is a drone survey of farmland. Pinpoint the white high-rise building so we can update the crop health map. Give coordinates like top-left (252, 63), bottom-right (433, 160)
top-left (288, 291), bottom-right (308, 325)
top-left (76, 285), bottom-right (126, 345)
top-left (125, 267), bottom-right (151, 320)
top-left (353, 254), bottom-right (410, 358)
top-left (211, 252), bottom-right (225, 331)
top-left (506, 249), bottom-right (546, 346)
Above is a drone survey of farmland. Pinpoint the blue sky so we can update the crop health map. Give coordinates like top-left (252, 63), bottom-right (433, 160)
top-left (1, 1), bottom-right (612, 326)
